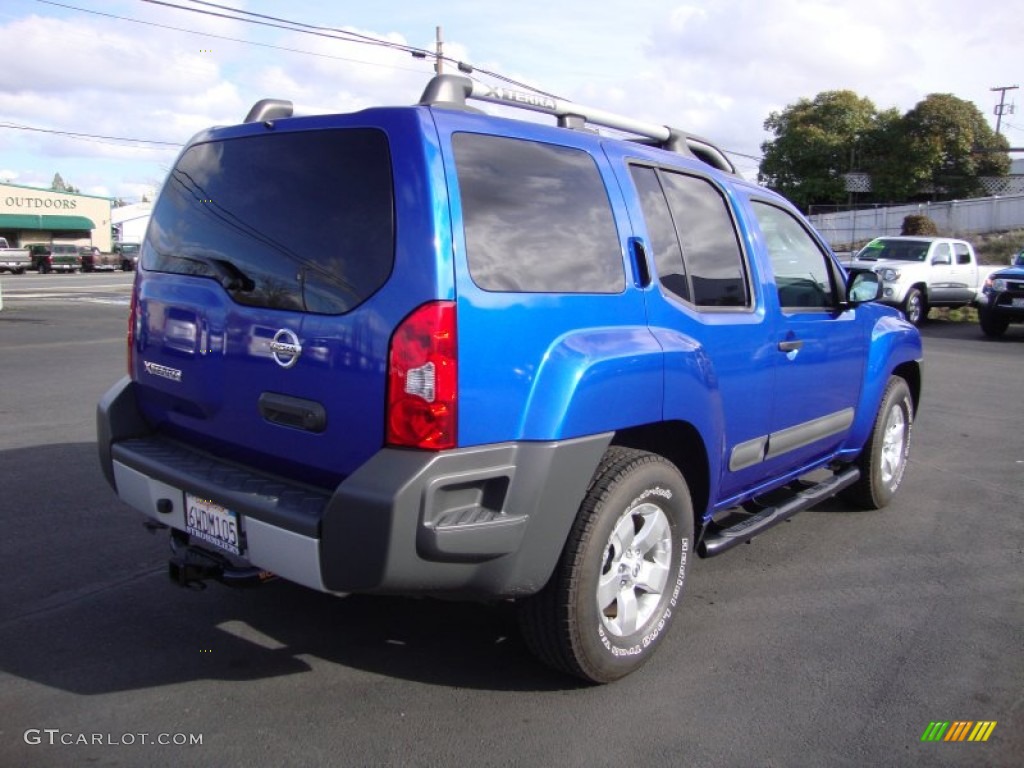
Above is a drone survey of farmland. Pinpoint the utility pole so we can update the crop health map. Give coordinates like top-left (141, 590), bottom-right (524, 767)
top-left (435, 26), bottom-right (443, 75)
top-left (990, 84), bottom-right (1018, 136)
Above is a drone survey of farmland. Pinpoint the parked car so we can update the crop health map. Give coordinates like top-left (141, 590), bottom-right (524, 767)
top-left (80, 246), bottom-right (124, 272)
top-left (97, 74), bottom-right (922, 683)
top-left (113, 242), bottom-right (140, 271)
top-left (35, 243), bottom-right (81, 273)
top-left (27, 244), bottom-right (51, 272)
top-left (978, 261), bottom-right (1024, 337)
top-left (0, 236), bottom-right (30, 274)
top-left (846, 236), bottom-right (989, 325)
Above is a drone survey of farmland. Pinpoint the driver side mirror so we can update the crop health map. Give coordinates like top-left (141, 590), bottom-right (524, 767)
top-left (848, 271), bottom-right (882, 304)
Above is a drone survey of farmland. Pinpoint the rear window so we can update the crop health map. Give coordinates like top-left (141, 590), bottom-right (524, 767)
top-left (454, 133), bottom-right (624, 294)
top-left (143, 128), bottom-right (394, 314)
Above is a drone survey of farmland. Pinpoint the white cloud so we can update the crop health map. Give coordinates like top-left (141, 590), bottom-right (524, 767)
top-left (1, 0), bottom-right (1020, 199)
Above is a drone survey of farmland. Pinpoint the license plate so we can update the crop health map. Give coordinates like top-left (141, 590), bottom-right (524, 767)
top-left (185, 495), bottom-right (242, 555)
top-left (1012, 298), bottom-right (1024, 308)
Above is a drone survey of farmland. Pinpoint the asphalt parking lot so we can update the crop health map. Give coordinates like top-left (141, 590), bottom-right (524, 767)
top-left (0, 274), bottom-right (1020, 767)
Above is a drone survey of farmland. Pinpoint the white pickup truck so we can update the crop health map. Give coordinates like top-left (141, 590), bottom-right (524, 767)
top-left (0, 237), bottom-right (31, 275)
top-left (845, 236), bottom-right (994, 325)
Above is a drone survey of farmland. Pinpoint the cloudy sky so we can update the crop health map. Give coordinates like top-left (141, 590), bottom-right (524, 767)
top-left (1, 0), bottom-right (1021, 200)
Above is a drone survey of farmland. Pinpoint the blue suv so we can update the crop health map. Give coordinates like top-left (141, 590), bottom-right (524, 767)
top-left (98, 75), bottom-right (922, 682)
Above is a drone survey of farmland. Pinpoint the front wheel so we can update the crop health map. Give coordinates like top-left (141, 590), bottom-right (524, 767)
top-left (517, 447), bottom-right (694, 683)
top-left (978, 309), bottom-right (1008, 338)
top-left (842, 377), bottom-right (914, 509)
top-left (902, 288), bottom-right (926, 326)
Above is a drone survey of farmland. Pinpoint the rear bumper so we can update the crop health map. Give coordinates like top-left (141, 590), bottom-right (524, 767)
top-left (98, 377), bottom-right (610, 597)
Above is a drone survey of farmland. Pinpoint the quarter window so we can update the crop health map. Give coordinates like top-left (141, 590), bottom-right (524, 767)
top-left (454, 133), bottom-right (625, 294)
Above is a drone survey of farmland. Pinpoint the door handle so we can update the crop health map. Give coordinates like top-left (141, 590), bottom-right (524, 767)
top-left (778, 339), bottom-right (803, 353)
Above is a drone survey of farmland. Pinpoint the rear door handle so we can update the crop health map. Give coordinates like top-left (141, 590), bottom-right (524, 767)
top-left (778, 339), bottom-right (804, 353)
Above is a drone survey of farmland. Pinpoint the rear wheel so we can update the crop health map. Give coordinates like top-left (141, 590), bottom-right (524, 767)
top-left (842, 377), bottom-right (913, 509)
top-left (517, 447), bottom-right (693, 683)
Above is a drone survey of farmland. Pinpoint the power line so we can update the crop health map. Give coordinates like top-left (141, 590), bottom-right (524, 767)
top-left (37, 0), bottom-right (428, 74)
top-left (30, 1), bottom-right (758, 165)
top-left (0, 121), bottom-right (180, 149)
top-left (138, 0), bottom-right (566, 99)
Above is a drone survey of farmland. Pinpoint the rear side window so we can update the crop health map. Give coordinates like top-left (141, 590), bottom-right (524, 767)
top-left (630, 165), bottom-right (749, 308)
top-left (143, 129), bottom-right (394, 315)
top-left (454, 133), bottom-right (625, 293)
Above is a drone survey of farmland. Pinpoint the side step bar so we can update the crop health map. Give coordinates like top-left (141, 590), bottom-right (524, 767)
top-left (699, 467), bottom-right (861, 557)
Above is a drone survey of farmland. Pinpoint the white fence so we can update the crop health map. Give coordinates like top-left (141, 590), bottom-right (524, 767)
top-left (808, 194), bottom-right (1024, 248)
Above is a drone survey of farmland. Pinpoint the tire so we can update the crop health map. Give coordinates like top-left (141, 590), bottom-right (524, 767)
top-left (842, 377), bottom-right (913, 510)
top-left (517, 447), bottom-right (694, 683)
top-left (122, 260), bottom-right (134, 272)
top-left (902, 288), bottom-right (926, 326)
top-left (978, 309), bottom-right (1008, 338)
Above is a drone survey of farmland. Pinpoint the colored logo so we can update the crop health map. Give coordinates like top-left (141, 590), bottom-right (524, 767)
top-left (921, 721), bottom-right (997, 742)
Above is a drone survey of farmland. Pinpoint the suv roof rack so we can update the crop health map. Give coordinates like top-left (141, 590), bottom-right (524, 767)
top-left (419, 74), bottom-right (736, 175)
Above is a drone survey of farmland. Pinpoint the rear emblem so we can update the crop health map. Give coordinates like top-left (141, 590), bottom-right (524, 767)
top-left (143, 361), bottom-right (182, 382)
top-left (269, 329), bottom-right (302, 369)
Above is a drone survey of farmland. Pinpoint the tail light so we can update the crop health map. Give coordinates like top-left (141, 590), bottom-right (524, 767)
top-left (386, 301), bottom-right (457, 450)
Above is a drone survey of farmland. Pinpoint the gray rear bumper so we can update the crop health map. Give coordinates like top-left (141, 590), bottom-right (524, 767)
top-left (98, 377), bottom-right (610, 597)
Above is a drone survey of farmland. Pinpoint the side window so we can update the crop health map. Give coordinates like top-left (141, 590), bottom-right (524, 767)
top-left (453, 133), bottom-right (625, 293)
top-left (751, 201), bottom-right (835, 310)
top-left (954, 243), bottom-right (971, 265)
top-left (630, 166), bottom-right (689, 302)
top-left (660, 172), bottom-right (749, 307)
top-left (933, 242), bottom-right (952, 264)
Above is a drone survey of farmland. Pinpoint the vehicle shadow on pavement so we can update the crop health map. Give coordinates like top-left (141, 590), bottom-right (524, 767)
top-left (0, 442), bottom-right (584, 694)
top-left (917, 317), bottom-right (1024, 343)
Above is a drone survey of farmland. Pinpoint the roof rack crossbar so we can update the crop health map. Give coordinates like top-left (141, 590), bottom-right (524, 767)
top-left (418, 75), bottom-right (735, 174)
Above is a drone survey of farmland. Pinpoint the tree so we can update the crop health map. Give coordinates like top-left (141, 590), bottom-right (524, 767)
top-left (50, 172), bottom-right (80, 195)
top-left (759, 91), bottom-right (879, 211)
top-left (759, 92), bottom-right (1011, 207)
top-left (899, 94), bottom-right (1010, 199)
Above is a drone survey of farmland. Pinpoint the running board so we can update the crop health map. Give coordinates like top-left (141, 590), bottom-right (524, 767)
top-left (698, 467), bottom-right (861, 557)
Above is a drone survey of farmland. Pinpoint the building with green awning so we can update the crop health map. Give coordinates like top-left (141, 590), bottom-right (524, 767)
top-left (0, 183), bottom-right (112, 251)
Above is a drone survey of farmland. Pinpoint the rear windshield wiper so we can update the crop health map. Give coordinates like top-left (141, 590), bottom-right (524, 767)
top-left (174, 254), bottom-right (255, 292)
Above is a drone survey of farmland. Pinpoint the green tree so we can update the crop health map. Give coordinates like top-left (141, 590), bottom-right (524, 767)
top-left (760, 92), bottom-right (1011, 207)
top-left (50, 172), bottom-right (80, 195)
top-left (898, 93), bottom-right (1010, 199)
top-left (759, 91), bottom-right (879, 211)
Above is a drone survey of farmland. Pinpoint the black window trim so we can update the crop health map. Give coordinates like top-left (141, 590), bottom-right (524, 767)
top-left (627, 159), bottom-right (754, 314)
